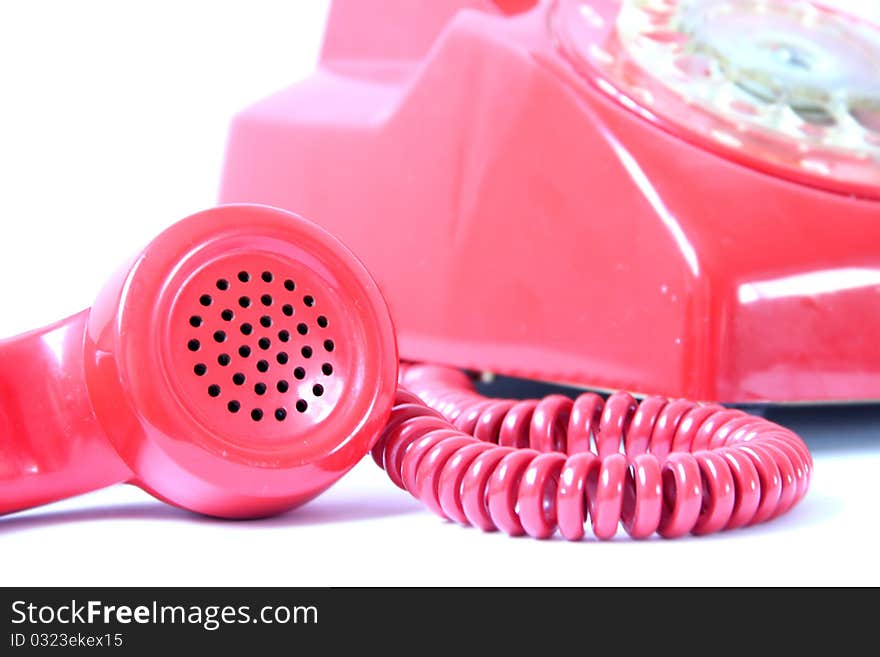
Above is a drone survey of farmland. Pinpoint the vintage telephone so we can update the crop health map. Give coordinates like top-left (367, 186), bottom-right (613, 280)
top-left (8, 0), bottom-right (880, 538)
top-left (221, 0), bottom-right (880, 403)
top-left (0, 205), bottom-right (811, 539)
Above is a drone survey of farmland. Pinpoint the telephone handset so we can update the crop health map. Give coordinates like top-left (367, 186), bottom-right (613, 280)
top-left (0, 206), bottom-right (811, 540)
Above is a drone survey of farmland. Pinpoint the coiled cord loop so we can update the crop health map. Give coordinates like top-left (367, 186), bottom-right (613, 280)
top-left (372, 364), bottom-right (812, 540)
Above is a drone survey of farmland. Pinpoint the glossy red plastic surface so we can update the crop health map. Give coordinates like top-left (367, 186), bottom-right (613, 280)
top-left (372, 364), bottom-right (811, 540)
top-left (220, 0), bottom-right (880, 402)
top-left (0, 312), bottom-right (131, 515)
top-left (0, 205), bottom-right (398, 518)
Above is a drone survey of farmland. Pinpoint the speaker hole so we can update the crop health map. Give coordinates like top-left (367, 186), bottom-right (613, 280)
top-left (303, 295), bottom-right (315, 307)
top-left (294, 367), bottom-right (306, 380)
top-left (277, 352), bottom-right (289, 365)
top-left (187, 339), bottom-right (200, 352)
top-left (258, 337), bottom-right (271, 350)
top-left (228, 400), bottom-right (241, 413)
top-left (261, 271), bottom-right (274, 283)
top-left (216, 279), bottom-right (230, 291)
top-left (189, 316), bottom-right (202, 328)
top-left (260, 315), bottom-right (272, 328)
top-left (199, 294), bottom-right (212, 307)
top-left (322, 363), bottom-right (333, 376)
top-left (239, 346), bottom-right (252, 358)
top-left (238, 271), bottom-right (250, 283)
top-left (277, 380), bottom-right (290, 393)
top-left (296, 400), bottom-right (308, 413)
top-left (260, 294), bottom-right (273, 307)
top-left (278, 330), bottom-right (290, 342)
top-left (194, 364), bottom-right (207, 376)
top-left (221, 309), bottom-right (234, 322)
top-left (218, 354), bottom-right (231, 367)
top-left (254, 382), bottom-right (267, 396)
top-left (317, 316), bottom-right (328, 328)
top-left (257, 360), bottom-right (269, 373)
top-left (240, 323), bottom-right (253, 336)
top-left (313, 384), bottom-right (324, 397)
top-left (213, 330), bottom-right (227, 343)
top-left (282, 304), bottom-right (294, 317)
top-left (284, 279), bottom-right (295, 291)
top-left (297, 323), bottom-right (308, 335)
top-left (233, 372), bottom-right (246, 386)
top-left (208, 384), bottom-right (221, 398)
top-left (301, 346), bottom-right (313, 358)
top-left (239, 296), bottom-right (251, 309)
top-left (323, 339), bottom-right (335, 352)
top-left (251, 409), bottom-right (263, 421)
top-left (275, 408), bottom-right (287, 422)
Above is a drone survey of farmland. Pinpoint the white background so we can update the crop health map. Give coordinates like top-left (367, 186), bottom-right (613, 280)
top-left (1, 0), bottom-right (879, 586)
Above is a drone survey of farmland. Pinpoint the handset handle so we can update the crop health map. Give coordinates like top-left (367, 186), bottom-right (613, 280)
top-left (0, 311), bottom-right (131, 516)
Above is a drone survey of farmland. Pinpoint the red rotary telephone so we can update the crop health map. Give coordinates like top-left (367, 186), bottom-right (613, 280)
top-left (0, 205), bottom-right (811, 540)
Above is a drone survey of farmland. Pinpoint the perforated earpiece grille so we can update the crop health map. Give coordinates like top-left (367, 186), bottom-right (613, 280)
top-left (170, 253), bottom-right (343, 441)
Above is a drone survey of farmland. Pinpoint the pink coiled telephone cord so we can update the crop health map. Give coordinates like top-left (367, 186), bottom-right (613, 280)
top-left (373, 363), bottom-right (811, 540)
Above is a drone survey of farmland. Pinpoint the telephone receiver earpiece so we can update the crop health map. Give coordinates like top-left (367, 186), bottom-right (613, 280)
top-left (0, 204), bottom-right (398, 518)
